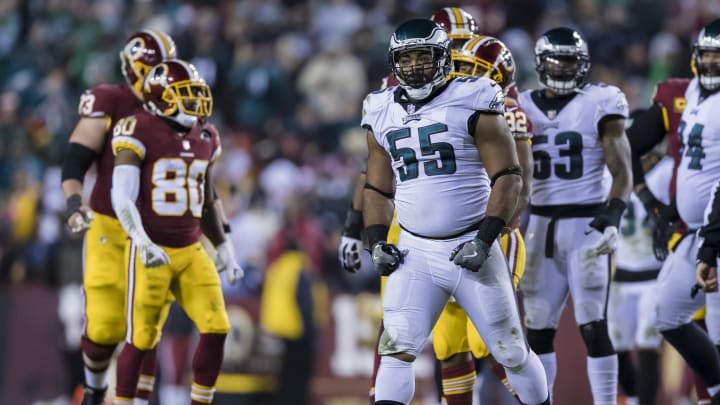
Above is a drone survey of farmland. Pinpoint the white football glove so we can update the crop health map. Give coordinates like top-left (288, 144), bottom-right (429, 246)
top-left (586, 226), bottom-right (618, 258)
top-left (339, 236), bottom-right (362, 273)
top-left (215, 241), bottom-right (244, 285)
top-left (138, 240), bottom-right (170, 268)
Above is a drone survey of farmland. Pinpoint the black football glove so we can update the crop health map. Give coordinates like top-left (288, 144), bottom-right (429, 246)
top-left (339, 207), bottom-right (364, 273)
top-left (449, 238), bottom-right (492, 272)
top-left (637, 187), bottom-right (676, 261)
top-left (589, 198), bottom-right (627, 233)
top-left (371, 241), bottom-right (404, 276)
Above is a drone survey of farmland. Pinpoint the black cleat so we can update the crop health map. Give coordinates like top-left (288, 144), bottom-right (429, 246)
top-left (81, 385), bottom-right (108, 405)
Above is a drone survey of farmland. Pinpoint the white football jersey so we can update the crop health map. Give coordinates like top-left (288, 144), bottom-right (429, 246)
top-left (519, 84), bottom-right (629, 205)
top-left (676, 79), bottom-right (720, 229)
top-left (361, 77), bottom-right (505, 238)
top-left (615, 157), bottom-right (673, 271)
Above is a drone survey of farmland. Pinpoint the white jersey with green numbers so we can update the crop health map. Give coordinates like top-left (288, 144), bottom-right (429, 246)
top-left (519, 83), bottom-right (629, 206)
top-left (676, 78), bottom-right (720, 229)
top-left (361, 77), bottom-right (504, 238)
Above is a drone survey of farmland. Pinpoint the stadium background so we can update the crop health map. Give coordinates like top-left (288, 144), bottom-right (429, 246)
top-left (0, 0), bottom-right (718, 404)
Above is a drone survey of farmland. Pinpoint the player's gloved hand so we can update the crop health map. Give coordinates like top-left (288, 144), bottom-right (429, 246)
top-left (64, 194), bottom-right (93, 234)
top-left (215, 240), bottom-right (244, 285)
top-left (138, 240), bottom-right (170, 268)
top-left (586, 226), bottom-right (619, 257)
top-left (696, 261), bottom-right (718, 293)
top-left (449, 238), bottom-right (492, 272)
top-left (339, 207), bottom-right (363, 273)
top-left (339, 236), bottom-right (362, 273)
top-left (637, 187), bottom-right (674, 260)
top-left (589, 198), bottom-right (627, 234)
top-left (371, 241), bottom-right (404, 276)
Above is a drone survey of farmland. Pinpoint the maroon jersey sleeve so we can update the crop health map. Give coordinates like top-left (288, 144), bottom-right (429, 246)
top-left (504, 85), bottom-right (533, 142)
top-left (85, 84), bottom-right (145, 217)
top-left (380, 73), bottom-right (398, 90)
top-left (651, 78), bottom-right (690, 136)
top-left (113, 113), bottom-right (221, 247)
top-left (651, 78), bottom-right (690, 198)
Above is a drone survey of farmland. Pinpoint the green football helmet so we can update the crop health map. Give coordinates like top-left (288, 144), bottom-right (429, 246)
top-left (388, 19), bottom-right (452, 100)
top-left (693, 18), bottom-right (720, 90)
top-left (534, 27), bottom-right (590, 95)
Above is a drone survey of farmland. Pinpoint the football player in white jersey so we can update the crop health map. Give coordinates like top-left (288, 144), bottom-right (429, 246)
top-left (517, 27), bottom-right (633, 404)
top-left (653, 19), bottom-right (720, 404)
top-left (362, 18), bottom-right (550, 405)
top-left (608, 154), bottom-right (672, 405)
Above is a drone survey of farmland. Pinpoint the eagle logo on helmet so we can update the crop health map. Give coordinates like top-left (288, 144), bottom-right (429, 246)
top-left (143, 59), bottom-right (213, 129)
top-left (388, 19), bottom-right (452, 101)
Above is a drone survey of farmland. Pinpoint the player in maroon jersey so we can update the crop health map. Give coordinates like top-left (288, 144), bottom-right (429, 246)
top-left (60, 29), bottom-right (177, 405)
top-left (627, 77), bottom-right (690, 261)
top-left (110, 59), bottom-right (240, 405)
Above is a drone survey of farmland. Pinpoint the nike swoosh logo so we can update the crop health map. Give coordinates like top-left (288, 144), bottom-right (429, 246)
top-left (584, 230), bottom-right (593, 235)
top-left (463, 251), bottom-right (478, 258)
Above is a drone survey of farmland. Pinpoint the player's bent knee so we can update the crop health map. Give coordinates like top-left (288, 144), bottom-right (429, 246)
top-left (579, 320), bottom-right (615, 357)
top-left (526, 328), bottom-right (556, 354)
top-left (490, 340), bottom-right (527, 369)
top-left (87, 320), bottom-right (126, 345)
top-left (197, 314), bottom-right (231, 335)
top-left (389, 352), bottom-right (416, 363)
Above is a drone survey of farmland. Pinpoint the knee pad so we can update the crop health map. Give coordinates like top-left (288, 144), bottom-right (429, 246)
top-left (526, 328), bottom-right (556, 354)
top-left (489, 339), bottom-right (528, 369)
top-left (579, 320), bottom-right (615, 357)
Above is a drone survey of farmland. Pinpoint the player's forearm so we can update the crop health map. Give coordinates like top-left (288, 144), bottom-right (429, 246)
top-left (111, 165), bottom-right (152, 244)
top-left (605, 134), bottom-right (633, 202)
top-left (513, 141), bottom-right (533, 221)
top-left (62, 179), bottom-right (84, 199)
top-left (201, 204), bottom-right (225, 247)
top-left (486, 175), bottom-right (522, 224)
top-left (351, 172), bottom-right (367, 211)
top-left (362, 189), bottom-right (394, 228)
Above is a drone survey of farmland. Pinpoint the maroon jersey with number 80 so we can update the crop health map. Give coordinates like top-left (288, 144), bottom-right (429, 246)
top-left (111, 111), bottom-right (221, 247)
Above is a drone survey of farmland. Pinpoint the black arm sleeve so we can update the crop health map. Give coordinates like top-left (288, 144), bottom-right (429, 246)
top-left (626, 103), bottom-right (667, 186)
top-left (61, 142), bottom-right (98, 182)
top-left (698, 184), bottom-right (720, 265)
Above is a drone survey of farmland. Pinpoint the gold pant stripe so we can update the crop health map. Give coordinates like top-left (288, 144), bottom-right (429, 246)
top-left (442, 371), bottom-right (476, 384)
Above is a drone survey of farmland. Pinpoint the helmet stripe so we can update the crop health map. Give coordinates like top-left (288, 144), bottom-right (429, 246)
top-left (144, 29), bottom-right (174, 59)
top-left (465, 35), bottom-right (485, 52)
top-left (450, 7), bottom-right (464, 30)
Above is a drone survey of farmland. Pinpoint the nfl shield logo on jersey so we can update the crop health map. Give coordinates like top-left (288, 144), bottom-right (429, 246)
top-left (182, 139), bottom-right (190, 150)
top-left (547, 110), bottom-right (557, 119)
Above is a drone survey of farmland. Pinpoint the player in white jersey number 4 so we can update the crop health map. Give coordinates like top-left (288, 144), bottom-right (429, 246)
top-left (361, 18), bottom-right (550, 405)
top-left (654, 19), bottom-right (720, 405)
top-left (517, 27), bottom-right (633, 405)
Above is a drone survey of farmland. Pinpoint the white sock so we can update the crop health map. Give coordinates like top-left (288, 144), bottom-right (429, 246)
top-left (587, 354), bottom-right (618, 405)
top-left (83, 367), bottom-right (107, 390)
top-left (505, 350), bottom-right (549, 405)
top-left (537, 352), bottom-right (557, 399)
top-left (374, 356), bottom-right (415, 403)
top-left (159, 384), bottom-right (190, 405)
top-left (625, 396), bottom-right (639, 405)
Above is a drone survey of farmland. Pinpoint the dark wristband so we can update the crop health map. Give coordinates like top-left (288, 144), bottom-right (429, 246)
top-left (698, 245), bottom-right (718, 267)
top-left (366, 224), bottom-right (389, 249)
top-left (607, 198), bottom-right (627, 228)
top-left (343, 207), bottom-right (364, 239)
top-left (222, 223), bottom-right (232, 234)
top-left (636, 187), bottom-right (656, 207)
top-left (476, 216), bottom-right (506, 245)
top-left (65, 194), bottom-right (83, 221)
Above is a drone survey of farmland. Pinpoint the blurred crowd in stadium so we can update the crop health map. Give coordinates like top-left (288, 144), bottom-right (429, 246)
top-left (0, 0), bottom-right (719, 404)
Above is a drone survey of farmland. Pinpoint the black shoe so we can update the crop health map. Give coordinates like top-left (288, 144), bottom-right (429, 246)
top-left (81, 386), bottom-right (107, 405)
